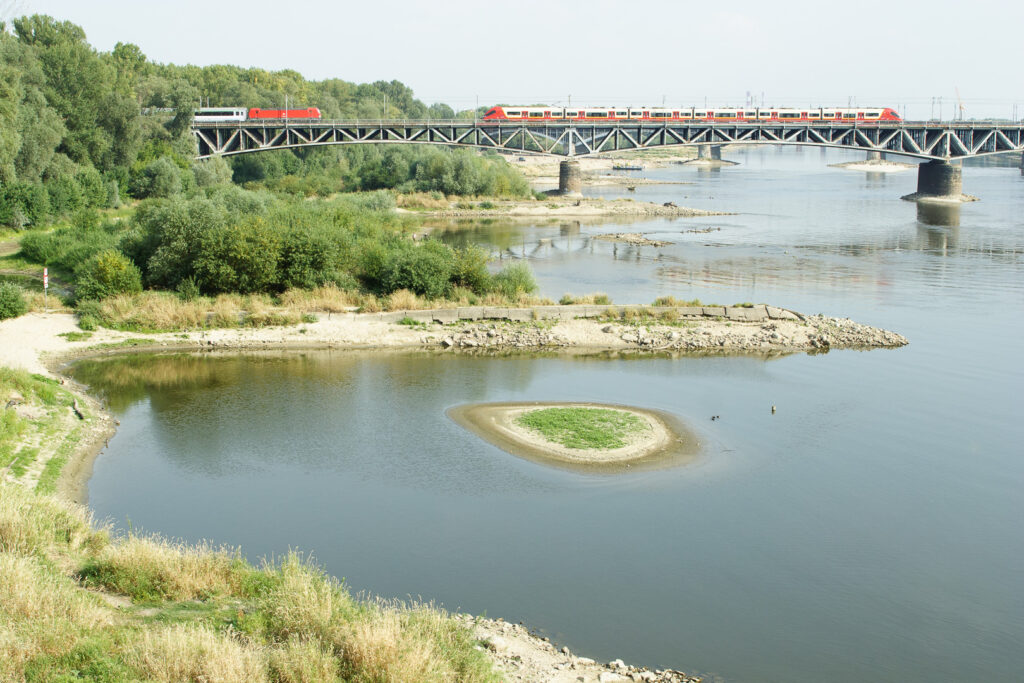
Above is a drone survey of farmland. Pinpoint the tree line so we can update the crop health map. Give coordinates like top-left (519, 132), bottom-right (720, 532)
top-left (0, 14), bottom-right (521, 229)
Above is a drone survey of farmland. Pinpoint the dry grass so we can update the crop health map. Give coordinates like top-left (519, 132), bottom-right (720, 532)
top-left (125, 624), bottom-right (269, 683)
top-left (279, 286), bottom-right (360, 313)
top-left (24, 289), bottom-right (73, 313)
top-left (0, 481), bottom-right (500, 682)
top-left (652, 295), bottom-right (703, 307)
top-left (267, 635), bottom-right (340, 683)
top-left (395, 192), bottom-right (451, 210)
top-left (0, 553), bottom-right (113, 677)
top-left (384, 288), bottom-right (427, 311)
top-left (559, 292), bottom-right (612, 305)
top-left (81, 535), bottom-right (249, 602)
top-left (0, 481), bottom-right (103, 558)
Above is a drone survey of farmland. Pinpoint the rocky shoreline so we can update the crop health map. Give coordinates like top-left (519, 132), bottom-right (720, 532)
top-left (457, 614), bottom-right (703, 683)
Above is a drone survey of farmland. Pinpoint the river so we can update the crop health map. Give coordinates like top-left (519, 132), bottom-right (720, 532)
top-left (70, 146), bottom-right (1024, 682)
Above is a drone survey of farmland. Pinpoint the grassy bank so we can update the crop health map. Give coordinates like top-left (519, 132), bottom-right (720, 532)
top-left (516, 407), bottom-right (649, 450)
top-left (0, 472), bottom-right (498, 682)
top-left (0, 366), bottom-right (498, 682)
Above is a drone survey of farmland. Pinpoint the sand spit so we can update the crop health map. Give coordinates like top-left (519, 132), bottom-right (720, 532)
top-left (829, 160), bottom-right (915, 173)
top-left (407, 197), bottom-right (727, 219)
top-left (448, 402), bottom-right (698, 471)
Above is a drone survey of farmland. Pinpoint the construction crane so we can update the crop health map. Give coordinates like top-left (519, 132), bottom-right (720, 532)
top-left (955, 87), bottom-right (966, 120)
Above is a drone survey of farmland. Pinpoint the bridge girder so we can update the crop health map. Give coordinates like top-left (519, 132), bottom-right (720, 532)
top-left (193, 121), bottom-right (1024, 162)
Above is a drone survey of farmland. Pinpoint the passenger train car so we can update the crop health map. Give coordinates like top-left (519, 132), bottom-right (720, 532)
top-left (482, 106), bottom-right (901, 122)
top-left (193, 107), bottom-right (322, 123)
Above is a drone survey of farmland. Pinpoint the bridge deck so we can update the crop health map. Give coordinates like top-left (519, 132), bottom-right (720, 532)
top-left (192, 120), bottom-right (1024, 161)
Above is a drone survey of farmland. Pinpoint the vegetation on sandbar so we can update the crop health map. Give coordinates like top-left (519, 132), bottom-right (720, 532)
top-left (515, 406), bottom-right (650, 450)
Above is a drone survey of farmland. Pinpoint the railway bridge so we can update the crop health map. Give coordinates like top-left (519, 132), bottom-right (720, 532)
top-left (192, 119), bottom-right (1024, 200)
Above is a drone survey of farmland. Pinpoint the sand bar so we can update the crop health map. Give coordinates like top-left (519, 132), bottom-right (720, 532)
top-left (448, 401), bottom-right (699, 472)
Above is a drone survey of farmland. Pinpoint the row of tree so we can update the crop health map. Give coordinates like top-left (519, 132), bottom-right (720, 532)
top-left (0, 14), bottom-right (504, 229)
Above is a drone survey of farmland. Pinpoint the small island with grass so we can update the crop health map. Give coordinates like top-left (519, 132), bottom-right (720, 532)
top-left (448, 402), bottom-right (699, 471)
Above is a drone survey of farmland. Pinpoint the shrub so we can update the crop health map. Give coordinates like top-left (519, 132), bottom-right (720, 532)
top-left (380, 244), bottom-right (453, 299)
top-left (492, 262), bottom-right (537, 300)
top-left (0, 283), bottom-right (28, 320)
top-left (74, 251), bottom-right (143, 301)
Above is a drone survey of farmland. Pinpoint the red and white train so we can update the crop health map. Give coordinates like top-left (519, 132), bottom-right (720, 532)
top-left (482, 106), bottom-right (901, 123)
top-left (194, 107), bottom-right (322, 122)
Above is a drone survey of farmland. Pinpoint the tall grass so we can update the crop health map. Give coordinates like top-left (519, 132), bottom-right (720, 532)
top-left (0, 480), bottom-right (500, 682)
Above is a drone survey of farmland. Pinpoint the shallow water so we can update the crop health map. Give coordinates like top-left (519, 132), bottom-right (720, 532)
top-left (72, 147), bottom-right (1024, 682)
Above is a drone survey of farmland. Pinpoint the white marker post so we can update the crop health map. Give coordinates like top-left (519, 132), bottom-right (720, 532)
top-left (43, 267), bottom-right (48, 312)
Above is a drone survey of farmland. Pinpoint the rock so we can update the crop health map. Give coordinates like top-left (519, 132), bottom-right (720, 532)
top-left (562, 646), bottom-right (571, 654)
top-left (440, 337), bottom-right (454, 348)
top-left (609, 659), bottom-right (626, 669)
top-left (599, 673), bottom-right (629, 682)
top-left (484, 635), bottom-right (510, 653)
top-left (602, 325), bottom-right (614, 333)
top-left (577, 657), bottom-right (596, 665)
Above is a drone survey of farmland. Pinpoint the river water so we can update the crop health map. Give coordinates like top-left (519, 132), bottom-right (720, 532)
top-left (71, 147), bottom-right (1023, 683)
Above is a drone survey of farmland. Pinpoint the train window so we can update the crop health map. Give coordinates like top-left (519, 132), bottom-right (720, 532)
top-left (506, 111), bottom-right (521, 117)
top-left (565, 111), bottom-right (578, 117)
top-left (586, 111), bottom-right (609, 118)
top-left (808, 113), bottom-right (820, 119)
top-left (529, 112), bottom-right (544, 118)
top-left (779, 112), bottom-right (801, 119)
top-left (759, 112), bottom-right (772, 118)
top-left (695, 112), bottom-right (706, 117)
top-left (615, 111), bottom-right (627, 116)
top-left (716, 112), bottom-right (737, 118)
top-left (865, 113), bottom-right (879, 118)
top-left (679, 112), bottom-right (692, 118)
top-left (744, 112), bottom-right (756, 117)
top-left (651, 112), bottom-right (670, 118)
top-left (550, 111), bottom-right (562, 118)
top-left (842, 113), bottom-right (856, 119)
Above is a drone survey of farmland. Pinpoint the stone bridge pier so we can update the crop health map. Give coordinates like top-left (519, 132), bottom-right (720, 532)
top-left (558, 160), bottom-right (582, 196)
top-left (683, 144), bottom-right (737, 167)
top-left (902, 160), bottom-right (976, 203)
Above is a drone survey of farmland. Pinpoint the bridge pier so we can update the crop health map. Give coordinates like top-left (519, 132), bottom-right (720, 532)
top-left (558, 160), bottom-right (582, 196)
top-left (901, 160), bottom-right (978, 203)
top-left (866, 151), bottom-right (885, 162)
top-left (699, 144), bottom-right (722, 161)
top-left (682, 144), bottom-right (737, 167)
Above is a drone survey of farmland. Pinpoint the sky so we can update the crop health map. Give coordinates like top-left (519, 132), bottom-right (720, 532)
top-left (6, 0), bottom-right (1024, 120)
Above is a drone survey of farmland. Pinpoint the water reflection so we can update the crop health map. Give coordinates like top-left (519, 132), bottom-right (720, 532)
top-left (916, 202), bottom-right (961, 227)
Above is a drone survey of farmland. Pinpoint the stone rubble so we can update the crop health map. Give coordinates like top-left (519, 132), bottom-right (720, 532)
top-left (455, 614), bottom-right (703, 683)
top-left (424, 313), bottom-right (907, 353)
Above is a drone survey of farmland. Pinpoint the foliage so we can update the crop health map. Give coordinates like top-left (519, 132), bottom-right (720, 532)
top-left (0, 281), bottom-right (27, 319)
top-left (492, 261), bottom-right (538, 300)
top-left (74, 249), bottom-right (142, 301)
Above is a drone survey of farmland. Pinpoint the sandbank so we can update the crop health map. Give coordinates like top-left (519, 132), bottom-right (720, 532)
top-left (448, 401), bottom-right (699, 472)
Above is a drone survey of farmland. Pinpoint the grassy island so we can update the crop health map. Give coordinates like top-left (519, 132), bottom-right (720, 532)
top-left (515, 406), bottom-right (649, 450)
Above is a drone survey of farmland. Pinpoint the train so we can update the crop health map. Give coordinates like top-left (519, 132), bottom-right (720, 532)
top-left (482, 106), bottom-right (902, 123)
top-left (193, 107), bottom-right (322, 123)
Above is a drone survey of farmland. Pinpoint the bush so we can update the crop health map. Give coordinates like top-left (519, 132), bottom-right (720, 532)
top-left (0, 283), bottom-right (28, 320)
top-left (492, 262), bottom-right (537, 300)
top-left (74, 251), bottom-right (143, 301)
top-left (379, 243), bottom-right (453, 299)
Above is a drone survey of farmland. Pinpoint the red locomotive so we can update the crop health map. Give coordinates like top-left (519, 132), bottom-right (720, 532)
top-left (482, 106), bottom-right (901, 123)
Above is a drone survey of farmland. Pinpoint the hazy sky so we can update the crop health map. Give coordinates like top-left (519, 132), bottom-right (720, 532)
top-left (8, 0), bottom-right (1024, 119)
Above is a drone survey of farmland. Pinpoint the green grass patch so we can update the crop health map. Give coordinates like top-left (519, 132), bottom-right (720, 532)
top-left (58, 331), bottom-right (94, 341)
top-left (515, 407), bottom-right (649, 450)
top-left (90, 338), bottom-right (159, 350)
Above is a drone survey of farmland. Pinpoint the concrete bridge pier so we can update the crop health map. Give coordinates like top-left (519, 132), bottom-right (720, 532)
top-left (901, 160), bottom-right (977, 203)
top-left (558, 160), bottom-right (582, 196)
top-left (683, 144), bottom-right (738, 167)
top-left (699, 144), bottom-right (722, 161)
top-left (866, 151), bottom-right (885, 162)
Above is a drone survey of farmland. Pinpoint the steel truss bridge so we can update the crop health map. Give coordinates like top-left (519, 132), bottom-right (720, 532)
top-left (193, 119), bottom-right (1024, 162)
